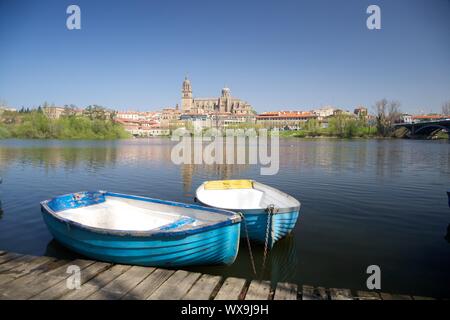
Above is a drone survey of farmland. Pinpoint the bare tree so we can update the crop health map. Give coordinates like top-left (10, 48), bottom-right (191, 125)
top-left (442, 101), bottom-right (450, 116)
top-left (375, 99), bottom-right (401, 136)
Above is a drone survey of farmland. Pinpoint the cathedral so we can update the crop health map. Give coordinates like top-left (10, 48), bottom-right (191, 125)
top-left (181, 77), bottom-right (253, 115)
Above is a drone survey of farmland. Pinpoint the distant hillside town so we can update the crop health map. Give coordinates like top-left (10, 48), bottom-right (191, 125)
top-left (1, 78), bottom-right (449, 137)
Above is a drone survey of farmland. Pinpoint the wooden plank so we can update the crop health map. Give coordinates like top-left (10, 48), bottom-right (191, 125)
top-left (0, 257), bottom-right (66, 288)
top-left (122, 268), bottom-right (175, 300)
top-left (330, 288), bottom-right (353, 300)
top-left (31, 261), bottom-right (111, 300)
top-left (183, 274), bottom-right (222, 300)
top-left (0, 254), bottom-right (29, 272)
top-left (356, 291), bottom-right (381, 300)
top-left (215, 277), bottom-right (247, 300)
top-left (245, 280), bottom-right (271, 300)
top-left (380, 293), bottom-right (413, 300)
top-left (302, 285), bottom-right (328, 300)
top-left (0, 252), bottom-right (22, 265)
top-left (413, 296), bottom-right (435, 300)
top-left (0, 255), bottom-right (55, 288)
top-left (0, 259), bottom-right (95, 299)
top-left (147, 270), bottom-right (201, 300)
top-left (86, 266), bottom-right (154, 300)
top-left (60, 264), bottom-right (131, 300)
top-left (274, 282), bottom-right (298, 300)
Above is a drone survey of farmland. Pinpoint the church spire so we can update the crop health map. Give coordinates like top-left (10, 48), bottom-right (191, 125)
top-left (181, 76), bottom-right (193, 113)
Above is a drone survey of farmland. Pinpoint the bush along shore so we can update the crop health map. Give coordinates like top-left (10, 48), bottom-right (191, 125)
top-left (0, 107), bottom-right (130, 139)
top-left (276, 117), bottom-right (379, 138)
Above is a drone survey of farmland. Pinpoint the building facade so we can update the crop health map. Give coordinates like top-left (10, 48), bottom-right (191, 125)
top-left (181, 77), bottom-right (253, 116)
top-left (256, 111), bottom-right (317, 128)
top-left (43, 106), bottom-right (66, 119)
top-left (312, 106), bottom-right (336, 118)
top-left (354, 107), bottom-right (368, 118)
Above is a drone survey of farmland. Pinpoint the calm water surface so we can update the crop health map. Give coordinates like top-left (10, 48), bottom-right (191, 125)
top-left (0, 138), bottom-right (449, 297)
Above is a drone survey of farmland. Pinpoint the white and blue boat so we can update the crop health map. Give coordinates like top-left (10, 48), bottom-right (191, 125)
top-left (41, 191), bottom-right (241, 267)
top-left (196, 180), bottom-right (301, 248)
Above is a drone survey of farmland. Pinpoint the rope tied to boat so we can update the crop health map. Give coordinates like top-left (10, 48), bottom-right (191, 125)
top-left (239, 212), bottom-right (257, 276)
top-left (260, 204), bottom-right (275, 279)
top-left (240, 204), bottom-right (276, 278)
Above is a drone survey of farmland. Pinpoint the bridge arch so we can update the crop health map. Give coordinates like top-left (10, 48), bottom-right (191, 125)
top-left (414, 124), bottom-right (448, 136)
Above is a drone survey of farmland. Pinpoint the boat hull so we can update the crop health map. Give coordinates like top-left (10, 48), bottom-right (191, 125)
top-left (240, 209), bottom-right (300, 248)
top-left (195, 180), bottom-right (301, 248)
top-left (41, 194), bottom-right (241, 267)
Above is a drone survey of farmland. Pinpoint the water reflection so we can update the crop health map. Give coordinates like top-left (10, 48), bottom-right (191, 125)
top-left (1, 139), bottom-right (449, 179)
top-left (45, 239), bottom-right (81, 260)
top-left (180, 163), bottom-right (251, 193)
top-left (1, 138), bottom-right (450, 297)
top-left (0, 176), bottom-right (3, 220)
top-left (266, 234), bottom-right (299, 284)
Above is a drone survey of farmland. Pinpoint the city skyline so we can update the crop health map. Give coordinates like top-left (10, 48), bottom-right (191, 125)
top-left (0, 0), bottom-right (449, 114)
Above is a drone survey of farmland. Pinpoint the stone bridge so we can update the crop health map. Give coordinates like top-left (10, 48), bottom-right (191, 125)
top-left (394, 119), bottom-right (450, 139)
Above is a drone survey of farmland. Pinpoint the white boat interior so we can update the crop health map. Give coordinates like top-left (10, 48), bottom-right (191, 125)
top-left (54, 195), bottom-right (230, 231)
top-left (196, 181), bottom-right (300, 210)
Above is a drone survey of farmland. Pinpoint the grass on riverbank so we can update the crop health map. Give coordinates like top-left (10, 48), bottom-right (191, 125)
top-left (0, 110), bottom-right (130, 139)
top-left (278, 127), bottom-right (378, 138)
top-left (277, 117), bottom-right (378, 138)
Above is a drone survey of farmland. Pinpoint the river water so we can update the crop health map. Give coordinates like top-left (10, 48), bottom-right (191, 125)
top-left (0, 138), bottom-right (449, 297)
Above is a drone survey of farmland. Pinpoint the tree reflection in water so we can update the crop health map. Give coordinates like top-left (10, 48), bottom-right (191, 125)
top-left (445, 224), bottom-right (450, 243)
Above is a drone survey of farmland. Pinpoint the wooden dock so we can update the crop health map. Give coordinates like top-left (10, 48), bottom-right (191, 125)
top-left (0, 250), bottom-right (437, 300)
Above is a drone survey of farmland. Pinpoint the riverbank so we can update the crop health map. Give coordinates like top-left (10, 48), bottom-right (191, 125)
top-left (277, 129), bottom-right (449, 140)
top-left (0, 111), bottom-right (130, 139)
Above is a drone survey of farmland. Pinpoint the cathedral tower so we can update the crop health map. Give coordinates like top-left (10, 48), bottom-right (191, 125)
top-left (181, 76), bottom-right (193, 113)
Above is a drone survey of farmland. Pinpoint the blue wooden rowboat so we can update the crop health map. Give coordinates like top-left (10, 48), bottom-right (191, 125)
top-left (195, 180), bottom-right (301, 248)
top-left (41, 191), bottom-right (241, 267)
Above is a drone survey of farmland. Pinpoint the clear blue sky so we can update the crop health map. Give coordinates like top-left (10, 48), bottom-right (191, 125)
top-left (0, 0), bottom-right (449, 113)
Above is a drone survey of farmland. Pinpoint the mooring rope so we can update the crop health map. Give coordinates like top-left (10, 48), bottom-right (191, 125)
top-left (260, 204), bottom-right (274, 279)
top-left (239, 212), bottom-right (257, 276)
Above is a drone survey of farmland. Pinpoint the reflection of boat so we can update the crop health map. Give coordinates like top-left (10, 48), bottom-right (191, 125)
top-left (41, 191), bottom-right (241, 267)
top-left (196, 180), bottom-right (301, 248)
top-left (445, 191), bottom-right (450, 243)
top-left (266, 234), bottom-right (299, 282)
top-left (45, 239), bottom-right (81, 260)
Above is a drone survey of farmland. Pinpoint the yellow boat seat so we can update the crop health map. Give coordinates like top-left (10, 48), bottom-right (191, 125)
top-left (204, 180), bottom-right (253, 190)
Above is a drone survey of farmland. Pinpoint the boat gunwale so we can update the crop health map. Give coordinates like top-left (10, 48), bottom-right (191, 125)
top-left (40, 191), bottom-right (241, 238)
top-left (195, 180), bottom-right (301, 214)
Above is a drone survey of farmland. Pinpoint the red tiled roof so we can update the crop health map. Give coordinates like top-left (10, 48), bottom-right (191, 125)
top-left (257, 111), bottom-right (316, 119)
top-left (412, 115), bottom-right (446, 120)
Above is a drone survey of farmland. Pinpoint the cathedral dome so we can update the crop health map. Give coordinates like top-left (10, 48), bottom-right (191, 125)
top-left (221, 87), bottom-right (230, 97)
top-left (182, 76), bottom-right (192, 93)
